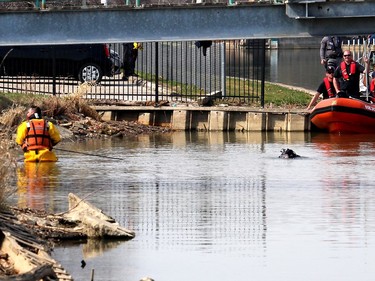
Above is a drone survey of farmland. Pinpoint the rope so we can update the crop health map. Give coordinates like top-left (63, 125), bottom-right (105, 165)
top-left (54, 147), bottom-right (124, 160)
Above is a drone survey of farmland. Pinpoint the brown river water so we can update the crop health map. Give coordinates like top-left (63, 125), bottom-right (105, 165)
top-left (11, 131), bottom-right (375, 281)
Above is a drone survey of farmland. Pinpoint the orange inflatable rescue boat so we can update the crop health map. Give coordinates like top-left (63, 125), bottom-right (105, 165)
top-left (310, 97), bottom-right (375, 134)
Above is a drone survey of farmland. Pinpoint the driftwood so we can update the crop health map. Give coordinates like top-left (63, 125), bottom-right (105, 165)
top-left (12, 208), bottom-right (86, 241)
top-left (12, 193), bottom-right (135, 240)
top-left (64, 193), bottom-right (135, 238)
top-left (0, 216), bottom-right (72, 281)
top-left (0, 192), bottom-right (136, 280)
top-left (0, 263), bottom-right (55, 281)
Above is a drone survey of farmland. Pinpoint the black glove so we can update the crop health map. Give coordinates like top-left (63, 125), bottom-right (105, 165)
top-left (336, 91), bottom-right (348, 98)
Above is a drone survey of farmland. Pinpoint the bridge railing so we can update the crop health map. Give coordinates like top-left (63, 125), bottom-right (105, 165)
top-left (0, 0), bottom-right (280, 10)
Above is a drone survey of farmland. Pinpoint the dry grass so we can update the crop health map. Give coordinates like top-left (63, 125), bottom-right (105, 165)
top-left (0, 135), bottom-right (17, 210)
top-left (0, 83), bottom-right (101, 125)
top-left (0, 106), bottom-right (26, 129)
top-left (0, 105), bottom-right (21, 209)
top-left (45, 83), bottom-right (100, 120)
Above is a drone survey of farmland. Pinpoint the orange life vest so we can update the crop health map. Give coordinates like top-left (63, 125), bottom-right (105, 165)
top-left (370, 79), bottom-right (375, 93)
top-left (22, 119), bottom-right (52, 152)
top-left (323, 77), bottom-right (335, 98)
top-left (340, 61), bottom-right (356, 80)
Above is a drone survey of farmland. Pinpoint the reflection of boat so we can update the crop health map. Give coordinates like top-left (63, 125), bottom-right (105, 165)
top-left (310, 97), bottom-right (375, 133)
top-left (310, 133), bottom-right (375, 157)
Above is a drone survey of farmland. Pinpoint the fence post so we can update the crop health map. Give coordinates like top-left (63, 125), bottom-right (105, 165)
top-left (261, 39), bottom-right (266, 108)
top-left (155, 42), bottom-right (159, 103)
top-left (221, 41), bottom-right (226, 98)
top-left (52, 47), bottom-right (56, 96)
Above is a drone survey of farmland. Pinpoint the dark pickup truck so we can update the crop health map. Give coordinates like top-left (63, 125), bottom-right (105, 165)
top-left (0, 44), bottom-right (115, 83)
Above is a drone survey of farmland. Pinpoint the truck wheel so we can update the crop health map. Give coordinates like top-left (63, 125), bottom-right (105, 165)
top-left (78, 63), bottom-right (103, 83)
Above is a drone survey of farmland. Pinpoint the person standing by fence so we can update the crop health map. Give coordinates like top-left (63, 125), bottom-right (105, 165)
top-left (122, 42), bottom-right (142, 81)
top-left (320, 36), bottom-right (343, 69)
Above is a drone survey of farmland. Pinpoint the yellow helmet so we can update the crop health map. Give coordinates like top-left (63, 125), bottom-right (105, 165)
top-left (133, 42), bottom-right (143, 50)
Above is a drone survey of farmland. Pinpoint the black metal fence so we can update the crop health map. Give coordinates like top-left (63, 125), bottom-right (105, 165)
top-left (0, 40), bottom-right (266, 106)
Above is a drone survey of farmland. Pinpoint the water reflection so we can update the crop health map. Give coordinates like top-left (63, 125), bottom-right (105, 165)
top-left (9, 132), bottom-right (375, 281)
top-left (310, 133), bottom-right (375, 190)
top-left (16, 162), bottom-right (60, 211)
top-left (83, 239), bottom-right (130, 259)
top-left (311, 133), bottom-right (375, 157)
top-left (227, 47), bottom-right (325, 91)
top-left (229, 45), bottom-right (368, 92)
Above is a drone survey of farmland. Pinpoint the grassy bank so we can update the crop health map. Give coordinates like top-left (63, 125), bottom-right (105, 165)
top-left (263, 82), bottom-right (312, 108)
top-left (0, 81), bottom-right (313, 111)
top-left (132, 72), bottom-right (313, 108)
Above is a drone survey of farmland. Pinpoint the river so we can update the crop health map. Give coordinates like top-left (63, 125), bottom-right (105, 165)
top-left (241, 44), bottom-right (366, 92)
top-left (267, 48), bottom-right (324, 91)
top-left (11, 131), bottom-right (375, 281)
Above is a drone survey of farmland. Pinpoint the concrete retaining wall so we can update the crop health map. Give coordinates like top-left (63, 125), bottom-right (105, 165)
top-left (96, 106), bottom-right (310, 132)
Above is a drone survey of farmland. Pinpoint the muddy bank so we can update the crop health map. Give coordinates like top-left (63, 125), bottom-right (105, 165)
top-left (58, 117), bottom-right (172, 140)
top-left (0, 95), bottom-right (172, 145)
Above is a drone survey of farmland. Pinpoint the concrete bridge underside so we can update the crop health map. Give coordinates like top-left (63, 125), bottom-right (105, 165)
top-left (1, 1), bottom-right (375, 45)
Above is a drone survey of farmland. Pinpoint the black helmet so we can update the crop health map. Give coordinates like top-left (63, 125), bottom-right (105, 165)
top-left (326, 66), bottom-right (335, 74)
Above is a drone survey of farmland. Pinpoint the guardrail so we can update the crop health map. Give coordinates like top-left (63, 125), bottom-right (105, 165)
top-left (0, 0), bottom-right (278, 10)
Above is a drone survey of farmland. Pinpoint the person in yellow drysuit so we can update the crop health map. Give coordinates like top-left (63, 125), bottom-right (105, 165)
top-left (16, 106), bottom-right (61, 162)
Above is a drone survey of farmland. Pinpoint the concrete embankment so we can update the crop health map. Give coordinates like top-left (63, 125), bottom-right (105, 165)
top-left (95, 105), bottom-right (311, 132)
top-left (92, 80), bottom-right (316, 132)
